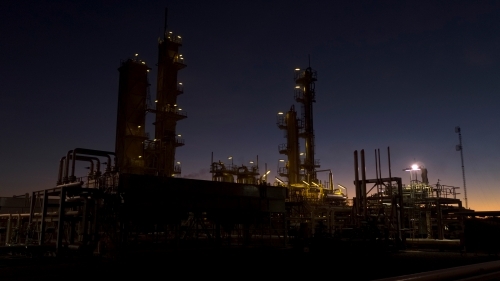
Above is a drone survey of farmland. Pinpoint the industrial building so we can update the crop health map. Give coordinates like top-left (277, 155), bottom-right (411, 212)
top-left (0, 11), bottom-right (492, 260)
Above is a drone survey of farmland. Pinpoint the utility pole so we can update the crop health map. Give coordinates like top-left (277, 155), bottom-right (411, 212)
top-left (455, 126), bottom-right (467, 209)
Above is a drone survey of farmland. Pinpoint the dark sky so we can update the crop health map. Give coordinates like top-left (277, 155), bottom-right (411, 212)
top-left (1, 1), bottom-right (500, 210)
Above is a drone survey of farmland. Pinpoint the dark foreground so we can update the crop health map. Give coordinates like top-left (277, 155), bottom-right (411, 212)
top-left (1, 245), bottom-right (499, 281)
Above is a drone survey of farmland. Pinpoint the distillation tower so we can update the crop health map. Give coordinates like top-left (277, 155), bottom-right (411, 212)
top-left (115, 11), bottom-right (187, 176)
top-left (150, 19), bottom-right (187, 177)
top-left (277, 66), bottom-right (323, 189)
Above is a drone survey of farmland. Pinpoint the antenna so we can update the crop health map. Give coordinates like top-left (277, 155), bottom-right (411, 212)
top-left (455, 126), bottom-right (467, 208)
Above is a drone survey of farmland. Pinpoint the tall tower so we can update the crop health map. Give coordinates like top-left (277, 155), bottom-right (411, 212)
top-left (152, 10), bottom-right (187, 177)
top-left (294, 66), bottom-right (320, 183)
top-left (277, 106), bottom-right (301, 185)
top-left (115, 56), bottom-right (150, 174)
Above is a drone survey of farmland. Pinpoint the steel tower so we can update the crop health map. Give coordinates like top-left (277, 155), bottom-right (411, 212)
top-left (115, 56), bottom-right (150, 174)
top-left (277, 106), bottom-right (301, 185)
top-left (294, 66), bottom-right (320, 183)
top-left (152, 10), bottom-right (187, 177)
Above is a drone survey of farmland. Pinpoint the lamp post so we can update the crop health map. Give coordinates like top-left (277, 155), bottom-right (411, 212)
top-left (403, 164), bottom-right (420, 183)
top-left (455, 126), bottom-right (467, 209)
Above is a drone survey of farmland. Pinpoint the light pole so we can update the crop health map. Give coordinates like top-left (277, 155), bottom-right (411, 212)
top-left (455, 126), bottom-right (467, 209)
top-left (403, 164), bottom-right (420, 183)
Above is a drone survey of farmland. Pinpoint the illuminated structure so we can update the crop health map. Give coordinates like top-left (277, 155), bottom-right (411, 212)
top-left (277, 66), bottom-right (321, 189)
top-left (115, 56), bottom-right (150, 174)
top-left (149, 21), bottom-right (187, 177)
top-left (0, 11), bottom-right (480, 259)
top-left (114, 10), bottom-right (186, 176)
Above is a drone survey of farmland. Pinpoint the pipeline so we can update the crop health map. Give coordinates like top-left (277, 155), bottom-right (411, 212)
top-left (63, 148), bottom-right (115, 183)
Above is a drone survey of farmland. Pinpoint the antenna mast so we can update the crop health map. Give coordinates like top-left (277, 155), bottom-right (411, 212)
top-left (455, 126), bottom-right (467, 209)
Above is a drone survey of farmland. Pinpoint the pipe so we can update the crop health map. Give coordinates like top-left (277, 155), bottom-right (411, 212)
top-left (388, 147), bottom-right (392, 195)
top-left (64, 148), bottom-right (114, 182)
top-left (71, 148), bottom-right (113, 178)
top-left (354, 150), bottom-right (360, 216)
top-left (361, 149), bottom-right (367, 217)
top-left (57, 157), bottom-right (66, 185)
top-left (59, 155), bottom-right (101, 184)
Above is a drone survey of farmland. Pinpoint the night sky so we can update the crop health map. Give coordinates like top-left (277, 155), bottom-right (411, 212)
top-left (1, 1), bottom-right (499, 211)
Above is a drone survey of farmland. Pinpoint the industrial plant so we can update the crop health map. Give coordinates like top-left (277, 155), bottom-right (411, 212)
top-left (1, 12), bottom-right (499, 267)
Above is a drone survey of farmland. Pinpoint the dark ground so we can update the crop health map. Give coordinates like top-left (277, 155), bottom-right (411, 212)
top-left (1, 244), bottom-right (499, 281)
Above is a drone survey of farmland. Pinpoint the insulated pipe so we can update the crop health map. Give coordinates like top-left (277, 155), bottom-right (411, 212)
top-left (64, 148), bottom-right (114, 183)
top-left (59, 155), bottom-right (101, 184)
top-left (71, 148), bottom-right (112, 178)
top-left (58, 157), bottom-right (66, 185)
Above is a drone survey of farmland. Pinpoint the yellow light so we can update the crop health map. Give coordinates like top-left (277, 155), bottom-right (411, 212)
top-left (278, 112), bottom-right (283, 115)
top-left (154, 139), bottom-right (157, 141)
top-left (135, 53), bottom-right (138, 56)
top-left (174, 104), bottom-right (177, 107)
top-left (178, 108), bottom-right (182, 111)
top-left (169, 31), bottom-right (172, 34)
top-left (250, 161), bottom-right (254, 164)
top-left (177, 161), bottom-right (181, 165)
top-left (177, 134), bottom-right (181, 137)
top-left (137, 125), bottom-right (141, 128)
top-left (138, 156), bottom-right (142, 158)
top-left (179, 82), bottom-right (183, 85)
top-left (295, 86), bottom-right (300, 89)
top-left (147, 69), bottom-right (150, 72)
top-left (295, 68), bottom-right (300, 71)
top-left (279, 159), bottom-right (285, 162)
top-left (155, 100), bottom-right (158, 103)
top-left (141, 62), bottom-right (145, 64)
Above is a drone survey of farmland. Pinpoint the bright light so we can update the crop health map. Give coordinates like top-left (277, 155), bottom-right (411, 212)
top-left (177, 162), bottom-right (181, 165)
top-left (265, 170), bottom-right (270, 175)
top-left (228, 156), bottom-right (232, 159)
top-left (300, 152), bottom-right (305, 155)
top-left (411, 164), bottom-right (420, 170)
top-left (135, 53), bottom-right (138, 56)
top-left (295, 86), bottom-right (300, 89)
top-left (179, 82), bottom-right (183, 85)
top-left (154, 139), bottom-right (157, 141)
top-left (155, 100), bottom-right (158, 103)
top-left (138, 156), bottom-right (142, 158)
top-left (141, 62), bottom-right (145, 64)
top-left (178, 108), bottom-right (182, 111)
top-left (302, 181), bottom-right (310, 186)
top-left (177, 134), bottom-right (181, 137)
top-left (279, 159), bottom-right (285, 162)
top-left (278, 112), bottom-right (283, 115)
top-left (250, 161), bottom-right (254, 164)
top-left (137, 125), bottom-right (141, 128)
top-left (295, 68), bottom-right (300, 71)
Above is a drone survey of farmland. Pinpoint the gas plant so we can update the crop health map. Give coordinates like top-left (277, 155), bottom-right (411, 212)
top-left (0, 11), bottom-right (477, 258)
